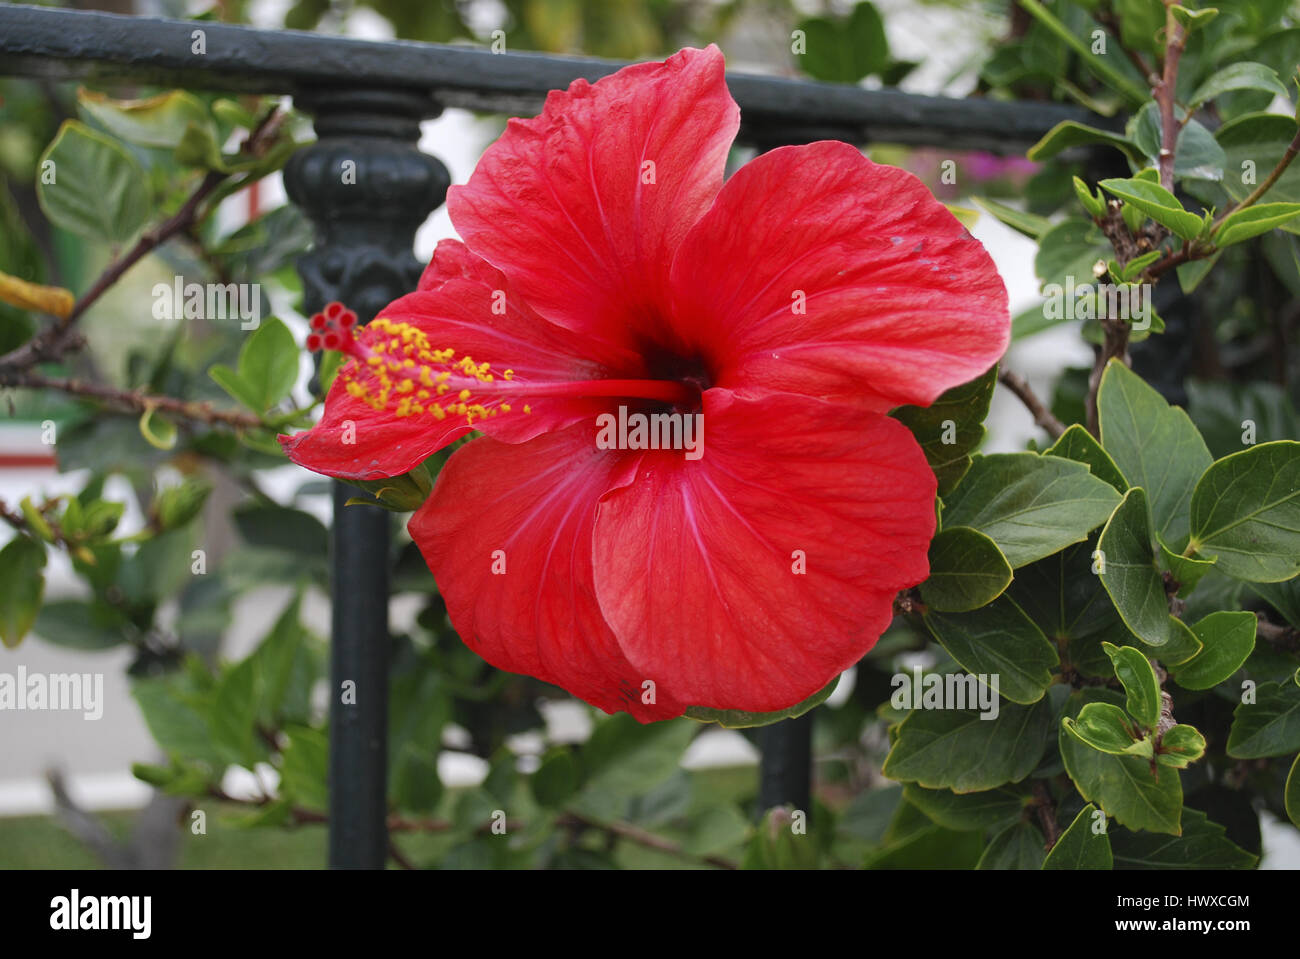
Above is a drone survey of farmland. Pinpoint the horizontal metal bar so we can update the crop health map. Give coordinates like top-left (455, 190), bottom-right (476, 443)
top-left (0, 4), bottom-right (1090, 152)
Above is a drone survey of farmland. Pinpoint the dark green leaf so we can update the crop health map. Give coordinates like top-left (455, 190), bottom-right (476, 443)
top-left (0, 536), bottom-right (46, 648)
top-left (1172, 611), bottom-right (1256, 690)
top-left (918, 526), bottom-right (1013, 613)
top-left (1100, 177), bottom-right (1204, 241)
top-left (923, 597), bottom-right (1059, 704)
top-left (1098, 360), bottom-right (1212, 550)
top-left (942, 452), bottom-right (1121, 568)
top-left (882, 697), bottom-right (1053, 793)
top-left (1226, 680), bottom-right (1300, 758)
top-left (978, 820), bottom-right (1046, 869)
top-left (1110, 808), bottom-right (1257, 868)
top-left (37, 120), bottom-right (149, 243)
top-left (1060, 689), bottom-right (1183, 834)
top-left (1043, 804), bottom-right (1112, 869)
top-left (891, 365), bottom-right (997, 495)
top-left (1046, 424), bottom-right (1127, 492)
top-left (1189, 441), bottom-right (1300, 582)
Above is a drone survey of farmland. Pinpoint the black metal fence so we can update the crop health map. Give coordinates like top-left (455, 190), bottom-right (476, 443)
top-left (0, 3), bottom-right (1086, 868)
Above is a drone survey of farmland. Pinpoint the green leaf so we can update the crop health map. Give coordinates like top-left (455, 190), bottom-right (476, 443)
top-left (531, 747), bottom-right (582, 808)
top-left (138, 407), bottom-right (178, 451)
top-left (891, 365), bottom-right (997, 495)
top-left (1171, 611), bottom-right (1256, 690)
top-left (1017, 0), bottom-right (1148, 104)
top-left (1028, 121), bottom-right (1143, 165)
top-left (900, 784), bottom-right (1027, 831)
top-left (118, 527), bottom-right (197, 604)
top-left (1008, 538), bottom-right (1134, 680)
top-left (1189, 441), bottom-right (1300, 582)
top-left (1060, 690), bottom-right (1183, 834)
top-left (923, 597), bottom-right (1059, 705)
top-left (1214, 202), bottom-right (1300, 246)
top-left (1097, 489), bottom-right (1185, 650)
top-left (1157, 534), bottom-right (1216, 596)
top-left (1216, 113), bottom-right (1300, 233)
top-left (794, 2), bottom-right (889, 83)
top-left (1064, 701), bottom-right (1150, 756)
top-left (236, 317), bottom-right (299, 412)
top-left (210, 656), bottom-right (261, 767)
top-left (232, 504), bottom-right (328, 556)
top-left (391, 742), bottom-right (442, 814)
top-left (978, 820), bottom-right (1046, 869)
top-left (77, 88), bottom-right (214, 149)
top-left (1098, 360), bottom-right (1213, 550)
top-left (36, 120), bottom-right (149, 244)
top-left (1189, 62), bottom-right (1290, 112)
top-left (1109, 809), bottom-right (1257, 868)
top-left (0, 536), bottom-right (46, 648)
top-left (279, 725), bottom-right (329, 811)
top-left (153, 479), bottom-right (212, 531)
top-left (1099, 177), bottom-right (1204, 240)
top-left (1155, 724), bottom-right (1205, 768)
top-left (1129, 102), bottom-right (1226, 181)
top-left (1034, 218), bottom-right (1110, 290)
top-left (942, 452), bottom-right (1122, 568)
top-left (1073, 175), bottom-right (1107, 219)
top-left (1103, 642), bottom-right (1161, 730)
top-left (33, 599), bottom-right (128, 650)
top-left (1226, 680), bottom-right (1300, 758)
top-left (881, 697), bottom-right (1053, 793)
top-left (685, 676), bottom-right (838, 729)
top-left (684, 804), bottom-right (750, 858)
top-left (208, 364), bottom-right (264, 412)
top-left (131, 669), bottom-right (224, 768)
top-left (918, 526), bottom-right (1013, 613)
top-left (1176, 250), bottom-right (1221, 293)
top-left (582, 715), bottom-right (695, 796)
top-left (1187, 378), bottom-right (1300, 458)
top-left (1042, 804), bottom-right (1113, 869)
top-left (1170, 5), bottom-right (1218, 31)
top-left (972, 197), bottom-right (1051, 239)
top-left (1046, 424), bottom-right (1127, 493)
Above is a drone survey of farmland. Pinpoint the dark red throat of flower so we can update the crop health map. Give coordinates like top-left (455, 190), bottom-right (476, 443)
top-left (305, 302), bottom-right (699, 426)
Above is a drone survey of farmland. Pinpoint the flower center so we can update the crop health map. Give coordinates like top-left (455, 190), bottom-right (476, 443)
top-left (307, 303), bottom-right (699, 425)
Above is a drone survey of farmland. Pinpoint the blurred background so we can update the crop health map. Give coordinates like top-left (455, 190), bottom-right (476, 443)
top-left (2, 0), bottom-right (1297, 868)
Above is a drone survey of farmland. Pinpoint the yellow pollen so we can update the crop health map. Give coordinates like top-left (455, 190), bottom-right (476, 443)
top-left (338, 317), bottom-right (528, 427)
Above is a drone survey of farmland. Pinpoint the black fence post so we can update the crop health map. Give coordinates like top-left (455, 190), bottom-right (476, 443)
top-left (284, 87), bottom-right (449, 868)
top-left (757, 713), bottom-right (813, 817)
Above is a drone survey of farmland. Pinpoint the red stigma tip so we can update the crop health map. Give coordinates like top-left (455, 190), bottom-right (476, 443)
top-left (310, 313), bottom-right (327, 330)
top-left (326, 302), bottom-right (343, 320)
top-left (306, 333), bottom-right (322, 351)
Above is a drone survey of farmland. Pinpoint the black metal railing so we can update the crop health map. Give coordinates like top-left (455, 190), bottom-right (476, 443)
top-left (0, 3), bottom-right (1087, 869)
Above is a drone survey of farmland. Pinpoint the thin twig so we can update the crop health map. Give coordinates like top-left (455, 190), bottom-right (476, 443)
top-left (558, 811), bottom-right (739, 869)
top-left (998, 368), bottom-right (1066, 439)
top-left (0, 371), bottom-right (263, 430)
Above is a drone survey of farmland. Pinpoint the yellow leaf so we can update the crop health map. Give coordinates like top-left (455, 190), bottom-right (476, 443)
top-left (0, 270), bottom-right (74, 319)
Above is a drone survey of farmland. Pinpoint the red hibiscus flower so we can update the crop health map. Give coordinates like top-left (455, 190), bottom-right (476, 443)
top-left (280, 46), bottom-right (1009, 722)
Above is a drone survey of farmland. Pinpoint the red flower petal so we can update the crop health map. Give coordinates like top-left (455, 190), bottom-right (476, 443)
top-left (669, 141), bottom-right (1009, 411)
top-left (592, 388), bottom-right (936, 712)
top-left (409, 425), bottom-right (686, 722)
top-left (447, 45), bottom-right (739, 349)
top-left (279, 240), bottom-right (645, 480)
